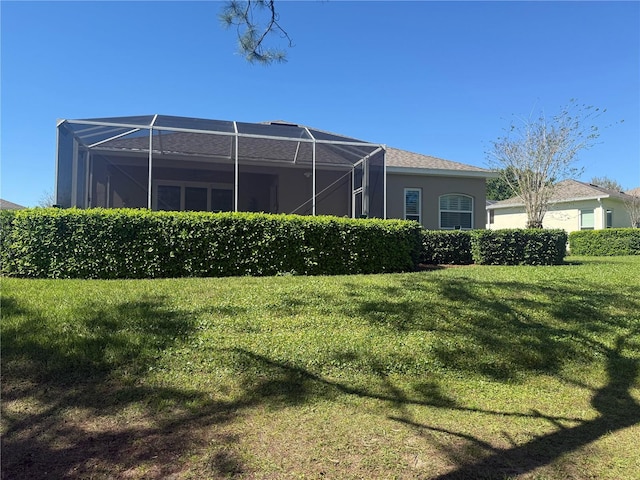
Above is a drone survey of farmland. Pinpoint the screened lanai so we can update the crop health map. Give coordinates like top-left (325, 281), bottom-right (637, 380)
top-left (56, 115), bottom-right (386, 218)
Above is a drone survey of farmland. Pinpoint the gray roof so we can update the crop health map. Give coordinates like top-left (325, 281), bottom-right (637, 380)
top-left (488, 179), bottom-right (634, 209)
top-left (63, 114), bottom-right (493, 176)
top-left (385, 147), bottom-right (493, 176)
top-left (626, 186), bottom-right (640, 197)
top-left (0, 199), bottom-right (26, 210)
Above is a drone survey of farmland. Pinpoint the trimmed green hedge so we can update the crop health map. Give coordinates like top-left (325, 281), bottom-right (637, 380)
top-left (0, 209), bottom-right (422, 279)
top-left (569, 229), bottom-right (640, 256)
top-left (420, 230), bottom-right (473, 265)
top-left (470, 229), bottom-right (567, 266)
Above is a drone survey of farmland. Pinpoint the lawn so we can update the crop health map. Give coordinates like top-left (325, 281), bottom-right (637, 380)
top-left (2, 256), bottom-right (639, 479)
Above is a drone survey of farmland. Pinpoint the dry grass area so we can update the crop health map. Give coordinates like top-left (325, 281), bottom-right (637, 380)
top-left (2, 256), bottom-right (639, 479)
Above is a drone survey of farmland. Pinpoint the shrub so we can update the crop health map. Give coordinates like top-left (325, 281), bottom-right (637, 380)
top-left (420, 230), bottom-right (473, 265)
top-left (569, 229), bottom-right (640, 256)
top-left (0, 208), bottom-right (422, 279)
top-left (471, 229), bottom-right (567, 266)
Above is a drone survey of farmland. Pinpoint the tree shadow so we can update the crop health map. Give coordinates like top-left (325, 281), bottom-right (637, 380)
top-left (335, 271), bottom-right (640, 477)
top-left (2, 266), bottom-right (638, 478)
top-left (0, 291), bottom-right (250, 479)
top-left (416, 332), bottom-right (640, 479)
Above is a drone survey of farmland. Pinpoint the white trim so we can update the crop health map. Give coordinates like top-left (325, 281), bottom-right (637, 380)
top-left (404, 188), bottom-right (421, 223)
top-left (439, 193), bottom-right (474, 230)
top-left (387, 166), bottom-right (496, 178)
top-left (579, 208), bottom-right (595, 230)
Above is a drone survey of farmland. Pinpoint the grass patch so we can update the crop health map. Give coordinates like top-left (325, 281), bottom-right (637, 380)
top-left (2, 256), bottom-right (639, 479)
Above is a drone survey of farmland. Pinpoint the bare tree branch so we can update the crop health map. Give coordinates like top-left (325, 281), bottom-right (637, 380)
top-left (624, 192), bottom-right (640, 228)
top-left (488, 101), bottom-right (603, 228)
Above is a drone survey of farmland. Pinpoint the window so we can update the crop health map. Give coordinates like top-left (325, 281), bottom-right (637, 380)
top-left (440, 194), bottom-right (473, 229)
top-left (154, 181), bottom-right (233, 212)
top-left (404, 188), bottom-right (421, 223)
top-left (580, 209), bottom-right (594, 230)
top-left (606, 209), bottom-right (613, 228)
top-left (157, 185), bottom-right (181, 211)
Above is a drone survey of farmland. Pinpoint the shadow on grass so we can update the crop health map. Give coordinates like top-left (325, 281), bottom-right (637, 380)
top-left (0, 293), bottom-right (252, 479)
top-left (425, 332), bottom-right (640, 479)
top-left (2, 266), bottom-right (639, 479)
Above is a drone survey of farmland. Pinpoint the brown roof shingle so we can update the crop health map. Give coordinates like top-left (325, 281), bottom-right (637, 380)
top-left (385, 147), bottom-right (492, 174)
top-left (489, 179), bottom-right (634, 208)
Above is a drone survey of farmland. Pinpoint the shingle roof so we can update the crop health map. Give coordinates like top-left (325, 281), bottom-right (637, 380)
top-left (626, 187), bottom-right (640, 197)
top-left (488, 179), bottom-right (634, 209)
top-left (0, 199), bottom-right (26, 210)
top-left (66, 115), bottom-right (492, 175)
top-left (385, 147), bottom-right (492, 174)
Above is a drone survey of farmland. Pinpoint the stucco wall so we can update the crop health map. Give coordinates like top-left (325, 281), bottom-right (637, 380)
top-left (488, 198), bottom-right (632, 231)
top-left (386, 173), bottom-right (487, 230)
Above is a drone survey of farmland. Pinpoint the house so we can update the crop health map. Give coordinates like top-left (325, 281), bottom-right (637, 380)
top-left (55, 115), bottom-right (494, 230)
top-left (0, 199), bottom-right (26, 210)
top-left (486, 179), bottom-right (637, 231)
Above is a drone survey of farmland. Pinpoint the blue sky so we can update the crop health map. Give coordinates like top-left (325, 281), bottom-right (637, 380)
top-left (2, 1), bottom-right (639, 207)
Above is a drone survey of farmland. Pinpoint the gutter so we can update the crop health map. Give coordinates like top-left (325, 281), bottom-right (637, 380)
top-left (487, 194), bottom-right (618, 210)
top-left (386, 166), bottom-right (497, 179)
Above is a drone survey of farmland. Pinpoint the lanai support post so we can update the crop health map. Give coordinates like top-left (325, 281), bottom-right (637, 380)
top-left (233, 121), bottom-right (239, 212)
top-left (147, 115), bottom-right (158, 209)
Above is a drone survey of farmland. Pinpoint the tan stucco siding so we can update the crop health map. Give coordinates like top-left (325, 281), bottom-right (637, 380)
top-left (386, 173), bottom-right (487, 229)
top-left (488, 198), bottom-right (632, 232)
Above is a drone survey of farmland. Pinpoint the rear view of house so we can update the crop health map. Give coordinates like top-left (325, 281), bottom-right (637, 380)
top-left (55, 115), bottom-right (494, 229)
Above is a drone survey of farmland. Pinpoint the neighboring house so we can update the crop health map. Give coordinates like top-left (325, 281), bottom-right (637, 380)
top-left (0, 199), bottom-right (26, 210)
top-left (55, 115), bottom-right (494, 230)
top-left (487, 179), bottom-right (637, 231)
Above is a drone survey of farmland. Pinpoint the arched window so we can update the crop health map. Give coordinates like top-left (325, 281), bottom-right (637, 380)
top-left (439, 194), bottom-right (473, 229)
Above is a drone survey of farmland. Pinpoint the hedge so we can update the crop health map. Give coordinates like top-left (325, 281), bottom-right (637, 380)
top-left (0, 209), bottom-right (422, 279)
top-left (470, 229), bottom-right (567, 266)
top-left (569, 229), bottom-right (640, 256)
top-left (420, 230), bottom-right (473, 265)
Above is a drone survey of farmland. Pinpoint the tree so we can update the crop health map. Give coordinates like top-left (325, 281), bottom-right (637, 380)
top-left (37, 189), bottom-right (56, 208)
top-left (219, 0), bottom-right (293, 64)
top-left (487, 101), bottom-right (603, 228)
top-left (590, 176), bottom-right (623, 192)
top-left (624, 190), bottom-right (640, 228)
top-left (486, 167), bottom-right (518, 201)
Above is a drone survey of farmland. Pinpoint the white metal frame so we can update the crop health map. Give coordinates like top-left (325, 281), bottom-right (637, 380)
top-left (56, 116), bottom-right (387, 218)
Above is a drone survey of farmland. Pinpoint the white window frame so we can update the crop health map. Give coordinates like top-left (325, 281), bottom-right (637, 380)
top-left (439, 194), bottom-right (473, 230)
top-left (404, 188), bottom-right (421, 223)
top-left (580, 209), bottom-right (595, 230)
top-left (152, 180), bottom-right (233, 211)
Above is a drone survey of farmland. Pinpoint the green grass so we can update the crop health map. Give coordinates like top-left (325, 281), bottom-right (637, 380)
top-left (2, 256), bottom-right (639, 479)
